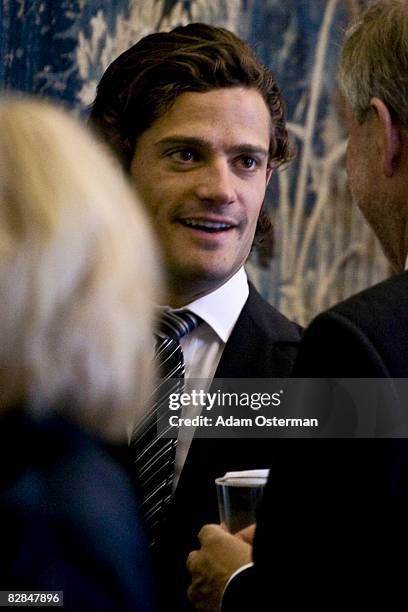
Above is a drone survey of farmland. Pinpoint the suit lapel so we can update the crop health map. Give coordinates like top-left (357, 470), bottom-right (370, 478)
top-left (215, 282), bottom-right (301, 378)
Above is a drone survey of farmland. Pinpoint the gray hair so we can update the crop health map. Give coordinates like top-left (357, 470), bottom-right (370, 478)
top-left (339, 0), bottom-right (408, 125)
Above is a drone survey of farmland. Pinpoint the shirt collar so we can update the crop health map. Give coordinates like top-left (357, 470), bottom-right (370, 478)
top-left (172, 267), bottom-right (249, 343)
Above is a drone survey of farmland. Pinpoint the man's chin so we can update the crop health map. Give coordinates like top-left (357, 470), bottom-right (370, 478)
top-left (167, 264), bottom-right (238, 299)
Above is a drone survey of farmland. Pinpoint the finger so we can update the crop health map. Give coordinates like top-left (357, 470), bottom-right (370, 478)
top-left (187, 581), bottom-right (198, 605)
top-left (197, 523), bottom-right (220, 543)
top-left (187, 581), bottom-right (212, 612)
top-left (236, 523), bottom-right (256, 544)
top-left (187, 583), bottom-right (194, 603)
top-left (186, 549), bottom-right (199, 573)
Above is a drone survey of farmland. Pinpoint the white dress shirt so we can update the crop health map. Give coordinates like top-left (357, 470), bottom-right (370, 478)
top-left (164, 267), bottom-right (249, 487)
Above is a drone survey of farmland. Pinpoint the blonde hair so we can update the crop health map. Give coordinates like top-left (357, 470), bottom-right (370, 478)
top-left (339, 0), bottom-right (408, 125)
top-left (0, 97), bottom-right (160, 442)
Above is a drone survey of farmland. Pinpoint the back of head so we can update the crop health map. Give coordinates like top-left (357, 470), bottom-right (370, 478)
top-left (0, 97), bottom-right (159, 442)
top-left (340, 0), bottom-right (408, 125)
top-left (89, 22), bottom-right (293, 170)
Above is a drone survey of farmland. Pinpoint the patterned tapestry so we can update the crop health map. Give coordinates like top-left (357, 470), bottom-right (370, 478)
top-left (0, 0), bottom-right (388, 325)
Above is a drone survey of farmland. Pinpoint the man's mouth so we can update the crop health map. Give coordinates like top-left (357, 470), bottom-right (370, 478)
top-left (178, 218), bottom-right (236, 233)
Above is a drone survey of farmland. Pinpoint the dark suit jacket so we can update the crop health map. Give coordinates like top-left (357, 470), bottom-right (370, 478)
top-left (223, 271), bottom-right (408, 611)
top-left (0, 410), bottom-right (156, 612)
top-left (156, 282), bottom-right (301, 611)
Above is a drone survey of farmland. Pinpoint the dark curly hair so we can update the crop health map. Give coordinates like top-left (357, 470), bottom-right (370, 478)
top-left (89, 23), bottom-right (294, 262)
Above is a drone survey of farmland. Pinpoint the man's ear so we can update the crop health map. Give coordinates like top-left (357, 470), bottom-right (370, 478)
top-left (370, 97), bottom-right (402, 177)
top-left (266, 165), bottom-right (274, 186)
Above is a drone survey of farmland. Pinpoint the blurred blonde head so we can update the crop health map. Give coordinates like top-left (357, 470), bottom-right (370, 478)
top-left (0, 97), bottom-right (160, 442)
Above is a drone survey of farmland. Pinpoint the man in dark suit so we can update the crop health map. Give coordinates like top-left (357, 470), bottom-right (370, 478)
top-left (89, 23), bottom-right (301, 611)
top-left (187, 2), bottom-right (408, 609)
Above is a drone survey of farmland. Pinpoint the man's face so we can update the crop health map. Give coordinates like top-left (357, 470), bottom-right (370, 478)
top-left (346, 103), bottom-right (403, 271)
top-left (131, 87), bottom-right (273, 302)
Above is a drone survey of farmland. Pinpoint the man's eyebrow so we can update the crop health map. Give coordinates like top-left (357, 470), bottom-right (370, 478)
top-left (228, 144), bottom-right (269, 157)
top-left (154, 135), bottom-right (269, 157)
top-left (154, 136), bottom-right (205, 147)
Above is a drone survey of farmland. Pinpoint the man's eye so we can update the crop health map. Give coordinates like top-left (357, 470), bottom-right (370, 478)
top-left (239, 156), bottom-right (258, 170)
top-left (170, 149), bottom-right (197, 162)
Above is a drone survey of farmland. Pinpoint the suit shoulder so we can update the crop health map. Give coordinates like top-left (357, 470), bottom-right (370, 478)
top-left (318, 270), bottom-right (408, 331)
top-left (294, 271), bottom-right (408, 377)
top-left (246, 283), bottom-right (302, 343)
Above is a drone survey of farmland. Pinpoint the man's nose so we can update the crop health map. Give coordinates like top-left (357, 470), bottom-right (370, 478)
top-left (194, 158), bottom-right (236, 205)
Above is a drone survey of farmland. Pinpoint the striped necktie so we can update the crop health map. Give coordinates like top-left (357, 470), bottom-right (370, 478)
top-left (132, 309), bottom-right (201, 546)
